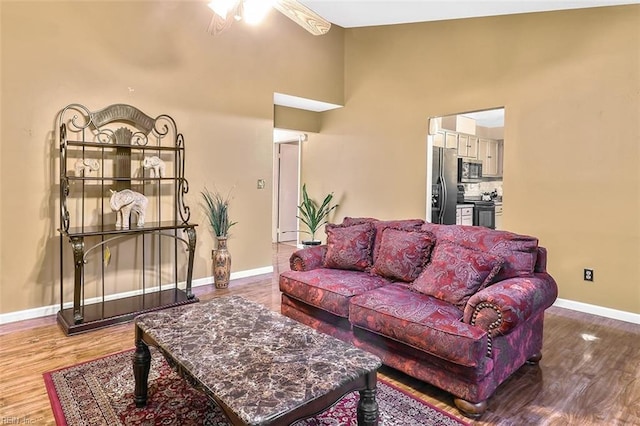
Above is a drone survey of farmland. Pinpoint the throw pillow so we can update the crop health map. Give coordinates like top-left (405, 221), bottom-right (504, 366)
top-left (341, 216), bottom-right (378, 226)
top-left (323, 222), bottom-right (375, 271)
top-left (370, 228), bottom-right (436, 282)
top-left (371, 219), bottom-right (425, 261)
top-left (412, 241), bottom-right (504, 307)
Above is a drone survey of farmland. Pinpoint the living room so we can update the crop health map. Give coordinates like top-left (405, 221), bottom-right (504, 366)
top-left (0, 1), bottom-right (638, 424)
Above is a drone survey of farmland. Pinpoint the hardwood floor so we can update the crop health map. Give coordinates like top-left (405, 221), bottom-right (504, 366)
top-left (1, 243), bottom-right (638, 425)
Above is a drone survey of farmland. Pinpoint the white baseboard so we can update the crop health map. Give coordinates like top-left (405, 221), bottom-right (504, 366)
top-left (191, 266), bottom-right (274, 288)
top-left (0, 265), bottom-right (274, 325)
top-left (553, 298), bottom-right (640, 325)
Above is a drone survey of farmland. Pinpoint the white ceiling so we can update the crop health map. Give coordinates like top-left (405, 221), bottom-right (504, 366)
top-left (298, 0), bottom-right (639, 28)
top-left (461, 108), bottom-right (505, 128)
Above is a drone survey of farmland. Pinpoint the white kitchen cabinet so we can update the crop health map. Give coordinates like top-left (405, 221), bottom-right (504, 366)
top-left (479, 138), bottom-right (500, 176)
top-left (457, 134), bottom-right (468, 157)
top-left (445, 132), bottom-right (458, 149)
top-left (456, 205), bottom-right (474, 226)
top-left (494, 203), bottom-right (503, 230)
top-left (458, 135), bottom-right (478, 158)
top-left (433, 131), bottom-right (445, 148)
top-left (468, 136), bottom-right (479, 159)
top-left (442, 115), bottom-right (476, 135)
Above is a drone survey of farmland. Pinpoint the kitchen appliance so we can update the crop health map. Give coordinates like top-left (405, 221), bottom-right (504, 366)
top-left (431, 147), bottom-right (457, 224)
top-left (473, 201), bottom-right (495, 229)
top-left (458, 158), bottom-right (483, 183)
top-left (457, 184), bottom-right (465, 203)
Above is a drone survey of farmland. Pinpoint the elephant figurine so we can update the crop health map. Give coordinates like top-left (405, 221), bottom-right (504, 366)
top-left (109, 189), bottom-right (148, 229)
top-left (74, 158), bottom-right (100, 176)
top-left (142, 156), bottom-right (166, 178)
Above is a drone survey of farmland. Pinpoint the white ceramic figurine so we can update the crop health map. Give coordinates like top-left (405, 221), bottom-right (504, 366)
top-left (109, 189), bottom-right (148, 229)
top-left (74, 158), bottom-right (100, 176)
top-left (142, 156), bottom-right (166, 178)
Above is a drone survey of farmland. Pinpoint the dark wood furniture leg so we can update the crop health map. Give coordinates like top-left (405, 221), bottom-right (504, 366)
top-left (133, 327), bottom-right (151, 408)
top-left (184, 226), bottom-right (197, 299)
top-left (70, 236), bottom-right (84, 323)
top-left (357, 371), bottom-right (379, 426)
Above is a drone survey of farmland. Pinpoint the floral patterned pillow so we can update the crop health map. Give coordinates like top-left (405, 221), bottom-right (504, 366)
top-left (370, 228), bottom-right (436, 282)
top-left (412, 241), bottom-right (504, 307)
top-left (371, 219), bottom-right (425, 262)
top-left (323, 222), bottom-right (375, 271)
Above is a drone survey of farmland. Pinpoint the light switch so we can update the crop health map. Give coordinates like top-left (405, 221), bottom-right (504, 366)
top-left (257, 179), bottom-right (265, 189)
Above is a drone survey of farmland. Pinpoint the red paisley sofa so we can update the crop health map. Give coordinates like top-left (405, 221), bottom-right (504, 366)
top-left (279, 217), bottom-right (558, 418)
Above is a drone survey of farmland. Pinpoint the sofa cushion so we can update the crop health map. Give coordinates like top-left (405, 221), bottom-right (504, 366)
top-left (370, 228), bottom-right (436, 282)
top-left (412, 241), bottom-right (504, 307)
top-left (422, 223), bottom-right (538, 281)
top-left (349, 284), bottom-right (488, 367)
top-left (279, 269), bottom-right (391, 318)
top-left (323, 222), bottom-right (375, 271)
top-left (340, 217), bottom-right (425, 263)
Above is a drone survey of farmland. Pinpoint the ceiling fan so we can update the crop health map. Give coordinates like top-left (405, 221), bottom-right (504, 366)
top-left (207, 0), bottom-right (331, 36)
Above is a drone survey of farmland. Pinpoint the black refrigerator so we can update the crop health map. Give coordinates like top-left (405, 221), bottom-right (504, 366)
top-left (431, 147), bottom-right (457, 224)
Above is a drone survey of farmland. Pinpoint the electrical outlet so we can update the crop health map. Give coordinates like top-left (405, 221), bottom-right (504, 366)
top-left (257, 179), bottom-right (265, 189)
top-left (584, 268), bottom-right (594, 282)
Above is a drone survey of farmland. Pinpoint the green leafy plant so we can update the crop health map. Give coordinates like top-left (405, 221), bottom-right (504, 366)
top-left (297, 184), bottom-right (339, 242)
top-left (201, 188), bottom-right (237, 238)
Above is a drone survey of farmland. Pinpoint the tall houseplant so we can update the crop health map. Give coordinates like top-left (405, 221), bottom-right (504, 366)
top-left (297, 184), bottom-right (339, 246)
top-left (201, 188), bottom-right (237, 289)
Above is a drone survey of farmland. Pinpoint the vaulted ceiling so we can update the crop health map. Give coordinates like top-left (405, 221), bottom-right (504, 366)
top-left (299, 0), bottom-right (639, 28)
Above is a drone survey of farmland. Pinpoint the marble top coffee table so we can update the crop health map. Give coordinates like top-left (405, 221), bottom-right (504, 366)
top-left (133, 295), bottom-right (382, 425)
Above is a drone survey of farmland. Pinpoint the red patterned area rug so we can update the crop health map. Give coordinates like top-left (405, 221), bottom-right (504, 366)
top-left (44, 348), bottom-right (468, 426)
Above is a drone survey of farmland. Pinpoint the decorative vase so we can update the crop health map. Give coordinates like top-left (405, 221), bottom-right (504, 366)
top-left (212, 236), bottom-right (231, 289)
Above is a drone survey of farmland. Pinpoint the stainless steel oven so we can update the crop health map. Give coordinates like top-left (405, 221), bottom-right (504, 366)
top-left (458, 158), bottom-right (483, 183)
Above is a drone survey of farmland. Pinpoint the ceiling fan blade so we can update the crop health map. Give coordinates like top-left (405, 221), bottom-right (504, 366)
top-left (207, 1), bottom-right (242, 36)
top-left (273, 0), bottom-right (331, 36)
top-left (207, 12), bottom-right (234, 35)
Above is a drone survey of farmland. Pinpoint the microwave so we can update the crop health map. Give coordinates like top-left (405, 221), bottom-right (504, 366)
top-left (458, 158), bottom-right (483, 182)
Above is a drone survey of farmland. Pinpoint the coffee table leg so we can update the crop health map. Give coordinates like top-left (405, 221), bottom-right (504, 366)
top-left (133, 335), bottom-right (151, 408)
top-left (357, 372), bottom-right (379, 426)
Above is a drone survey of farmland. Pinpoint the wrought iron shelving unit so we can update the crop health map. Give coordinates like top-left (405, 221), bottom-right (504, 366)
top-left (57, 104), bottom-right (198, 335)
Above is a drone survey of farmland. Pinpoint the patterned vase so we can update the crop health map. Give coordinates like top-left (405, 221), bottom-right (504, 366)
top-left (212, 237), bottom-right (231, 289)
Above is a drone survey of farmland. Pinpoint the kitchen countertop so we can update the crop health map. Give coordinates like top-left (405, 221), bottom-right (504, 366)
top-left (463, 197), bottom-right (503, 205)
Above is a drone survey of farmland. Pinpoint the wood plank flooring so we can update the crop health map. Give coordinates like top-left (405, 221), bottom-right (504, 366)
top-left (0, 243), bottom-right (638, 425)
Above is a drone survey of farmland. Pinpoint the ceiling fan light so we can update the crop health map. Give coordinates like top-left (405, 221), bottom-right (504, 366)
top-left (242, 0), bottom-right (274, 25)
top-left (208, 0), bottom-right (236, 19)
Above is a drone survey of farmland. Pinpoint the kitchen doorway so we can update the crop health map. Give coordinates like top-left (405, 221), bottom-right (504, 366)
top-left (427, 107), bottom-right (505, 228)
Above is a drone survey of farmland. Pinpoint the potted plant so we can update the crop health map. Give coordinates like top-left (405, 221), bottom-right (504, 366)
top-left (201, 187), bottom-right (237, 289)
top-left (297, 184), bottom-right (339, 247)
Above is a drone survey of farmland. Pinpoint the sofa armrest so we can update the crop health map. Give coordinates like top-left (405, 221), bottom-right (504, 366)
top-left (289, 245), bottom-right (327, 271)
top-left (463, 273), bottom-right (558, 337)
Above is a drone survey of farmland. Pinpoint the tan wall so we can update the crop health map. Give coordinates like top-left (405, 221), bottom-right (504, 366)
top-left (303, 6), bottom-right (640, 313)
top-left (2, 2), bottom-right (639, 317)
top-left (0, 1), bottom-right (344, 314)
top-left (274, 105), bottom-right (321, 133)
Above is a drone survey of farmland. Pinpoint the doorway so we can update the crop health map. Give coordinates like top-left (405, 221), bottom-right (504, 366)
top-left (272, 129), bottom-right (305, 244)
top-left (427, 107), bottom-right (505, 227)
